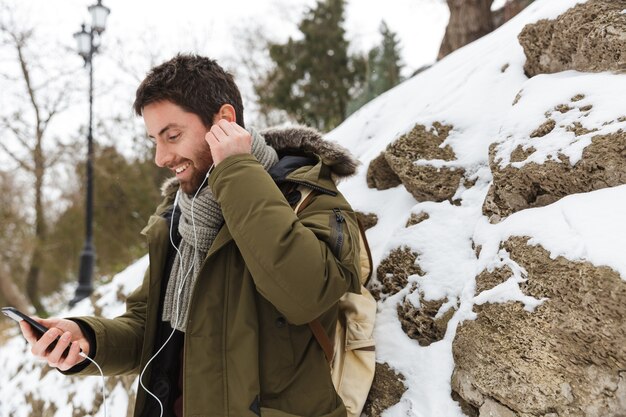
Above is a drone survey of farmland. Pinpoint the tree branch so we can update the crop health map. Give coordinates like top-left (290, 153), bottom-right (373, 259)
top-left (0, 140), bottom-right (34, 172)
top-left (0, 115), bottom-right (32, 150)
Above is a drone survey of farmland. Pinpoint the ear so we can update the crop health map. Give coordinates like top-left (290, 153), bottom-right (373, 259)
top-left (214, 104), bottom-right (236, 123)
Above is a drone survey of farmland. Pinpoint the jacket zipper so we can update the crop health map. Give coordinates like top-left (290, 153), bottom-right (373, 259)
top-left (331, 208), bottom-right (345, 257)
top-left (286, 179), bottom-right (337, 196)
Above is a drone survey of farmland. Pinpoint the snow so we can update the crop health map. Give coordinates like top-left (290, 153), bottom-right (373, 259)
top-left (325, 0), bottom-right (624, 414)
top-left (0, 257), bottom-right (148, 417)
top-left (474, 185), bottom-right (626, 279)
top-left (493, 71), bottom-right (626, 168)
top-left (3, 0), bottom-right (624, 416)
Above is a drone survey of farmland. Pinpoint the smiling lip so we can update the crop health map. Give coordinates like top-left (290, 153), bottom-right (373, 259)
top-left (173, 162), bottom-right (191, 175)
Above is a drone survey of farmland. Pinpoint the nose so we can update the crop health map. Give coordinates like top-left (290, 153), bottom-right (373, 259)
top-left (154, 142), bottom-right (172, 168)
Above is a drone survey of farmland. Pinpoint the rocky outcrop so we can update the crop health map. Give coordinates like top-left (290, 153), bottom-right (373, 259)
top-left (484, 87), bottom-right (626, 221)
top-left (367, 152), bottom-right (402, 190)
top-left (405, 211), bottom-right (429, 227)
top-left (362, 363), bottom-right (407, 417)
top-left (398, 295), bottom-right (454, 346)
top-left (356, 211), bottom-right (379, 231)
top-left (380, 123), bottom-right (465, 202)
top-left (452, 237), bottom-right (626, 417)
top-left (519, 0), bottom-right (626, 77)
top-left (484, 129), bottom-right (626, 221)
top-left (371, 247), bottom-right (423, 300)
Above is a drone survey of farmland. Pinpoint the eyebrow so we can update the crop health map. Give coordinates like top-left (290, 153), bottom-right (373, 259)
top-left (148, 123), bottom-right (182, 139)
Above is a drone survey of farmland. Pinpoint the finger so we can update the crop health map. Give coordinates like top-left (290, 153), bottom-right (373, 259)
top-left (231, 124), bottom-right (252, 146)
top-left (47, 331), bottom-right (72, 367)
top-left (31, 327), bottom-right (62, 357)
top-left (19, 321), bottom-right (38, 345)
top-left (231, 123), bottom-right (249, 135)
top-left (216, 119), bottom-right (237, 135)
top-left (205, 131), bottom-right (220, 147)
top-left (59, 341), bottom-right (82, 372)
top-left (210, 124), bottom-right (230, 142)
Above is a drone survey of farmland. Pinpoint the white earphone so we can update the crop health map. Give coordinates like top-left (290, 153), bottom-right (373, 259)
top-left (85, 164), bottom-right (214, 417)
top-left (139, 165), bottom-right (212, 417)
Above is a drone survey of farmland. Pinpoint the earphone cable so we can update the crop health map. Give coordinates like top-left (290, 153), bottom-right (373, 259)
top-left (79, 352), bottom-right (107, 417)
top-left (138, 168), bottom-right (212, 417)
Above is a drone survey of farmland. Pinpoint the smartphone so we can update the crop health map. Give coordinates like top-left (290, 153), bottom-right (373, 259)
top-left (2, 306), bottom-right (71, 358)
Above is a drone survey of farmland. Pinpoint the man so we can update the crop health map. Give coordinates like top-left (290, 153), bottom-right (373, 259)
top-left (19, 54), bottom-right (362, 417)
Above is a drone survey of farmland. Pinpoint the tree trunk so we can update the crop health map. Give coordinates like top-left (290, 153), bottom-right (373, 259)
top-left (493, 0), bottom-right (533, 28)
top-left (438, 0), bottom-right (495, 60)
top-left (26, 135), bottom-right (47, 317)
top-left (0, 265), bottom-right (32, 313)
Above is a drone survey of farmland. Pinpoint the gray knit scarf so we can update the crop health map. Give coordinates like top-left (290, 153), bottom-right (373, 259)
top-left (162, 129), bottom-right (279, 332)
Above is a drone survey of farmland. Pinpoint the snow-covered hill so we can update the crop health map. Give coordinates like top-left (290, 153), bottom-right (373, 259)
top-left (1, 0), bottom-right (625, 416)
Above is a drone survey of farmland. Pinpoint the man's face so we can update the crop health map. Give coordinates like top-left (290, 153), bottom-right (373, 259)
top-left (143, 100), bottom-right (215, 195)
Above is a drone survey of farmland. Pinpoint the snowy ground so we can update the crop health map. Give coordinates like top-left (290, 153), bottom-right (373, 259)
top-left (2, 0), bottom-right (624, 416)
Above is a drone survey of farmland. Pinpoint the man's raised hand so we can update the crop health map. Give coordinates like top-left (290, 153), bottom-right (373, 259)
top-left (205, 120), bottom-right (252, 166)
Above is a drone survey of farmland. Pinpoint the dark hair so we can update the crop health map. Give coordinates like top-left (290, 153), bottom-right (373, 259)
top-left (133, 54), bottom-right (245, 128)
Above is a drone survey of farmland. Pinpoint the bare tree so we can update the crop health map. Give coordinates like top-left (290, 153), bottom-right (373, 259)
top-left (0, 4), bottom-right (80, 315)
top-left (493, 0), bottom-right (533, 28)
top-left (438, 0), bottom-right (534, 59)
top-left (438, 0), bottom-right (494, 60)
top-left (0, 172), bottom-right (32, 313)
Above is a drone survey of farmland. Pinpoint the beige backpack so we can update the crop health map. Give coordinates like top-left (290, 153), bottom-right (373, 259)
top-left (293, 186), bottom-right (377, 417)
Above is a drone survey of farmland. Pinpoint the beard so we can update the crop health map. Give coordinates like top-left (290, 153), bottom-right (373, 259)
top-left (179, 154), bottom-right (213, 195)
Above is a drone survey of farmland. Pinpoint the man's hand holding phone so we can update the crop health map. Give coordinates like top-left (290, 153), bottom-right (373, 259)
top-left (18, 315), bottom-right (90, 372)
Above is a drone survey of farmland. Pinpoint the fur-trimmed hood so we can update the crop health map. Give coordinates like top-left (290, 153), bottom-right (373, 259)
top-left (259, 125), bottom-right (358, 178)
top-left (161, 125), bottom-right (358, 197)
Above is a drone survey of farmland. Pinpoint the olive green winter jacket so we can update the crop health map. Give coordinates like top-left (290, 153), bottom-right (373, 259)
top-left (68, 127), bottom-right (362, 417)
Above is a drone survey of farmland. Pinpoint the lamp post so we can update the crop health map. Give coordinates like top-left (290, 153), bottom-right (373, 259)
top-left (70, 0), bottom-right (110, 307)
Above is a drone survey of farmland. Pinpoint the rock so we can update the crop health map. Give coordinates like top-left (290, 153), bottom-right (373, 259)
top-left (384, 122), bottom-right (465, 202)
top-left (362, 363), bottom-right (407, 417)
top-left (475, 263), bottom-right (513, 294)
top-left (529, 119), bottom-right (555, 138)
top-left (518, 0), bottom-right (626, 77)
top-left (356, 211), bottom-right (378, 231)
top-left (398, 294), bottom-right (454, 346)
top-left (452, 369), bottom-right (484, 411)
top-left (452, 237), bottom-right (626, 416)
top-left (479, 398), bottom-right (518, 417)
top-left (371, 247), bottom-right (423, 300)
top-left (484, 130), bottom-right (626, 219)
top-left (367, 152), bottom-right (401, 190)
top-left (405, 212), bottom-right (429, 227)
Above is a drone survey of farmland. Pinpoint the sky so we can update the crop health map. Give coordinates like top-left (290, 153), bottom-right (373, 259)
top-left (0, 0), bottom-right (449, 209)
top-left (1, 0), bottom-right (450, 162)
top-left (5, 0), bottom-right (449, 75)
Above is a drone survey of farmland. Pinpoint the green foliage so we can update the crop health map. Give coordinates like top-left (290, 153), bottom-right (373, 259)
top-left (255, 0), bottom-right (366, 132)
top-left (42, 145), bottom-right (168, 294)
top-left (347, 21), bottom-right (404, 115)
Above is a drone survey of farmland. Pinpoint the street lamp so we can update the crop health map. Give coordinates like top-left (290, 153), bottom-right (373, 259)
top-left (70, 0), bottom-right (110, 307)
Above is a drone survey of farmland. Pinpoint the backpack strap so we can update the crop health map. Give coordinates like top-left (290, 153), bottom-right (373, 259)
top-left (309, 319), bottom-right (334, 363)
top-left (356, 218), bottom-right (374, 286)
top-left (294, 187), bottom-right (315, 214)
top-left (287, 185), bottom-right (335, 363)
